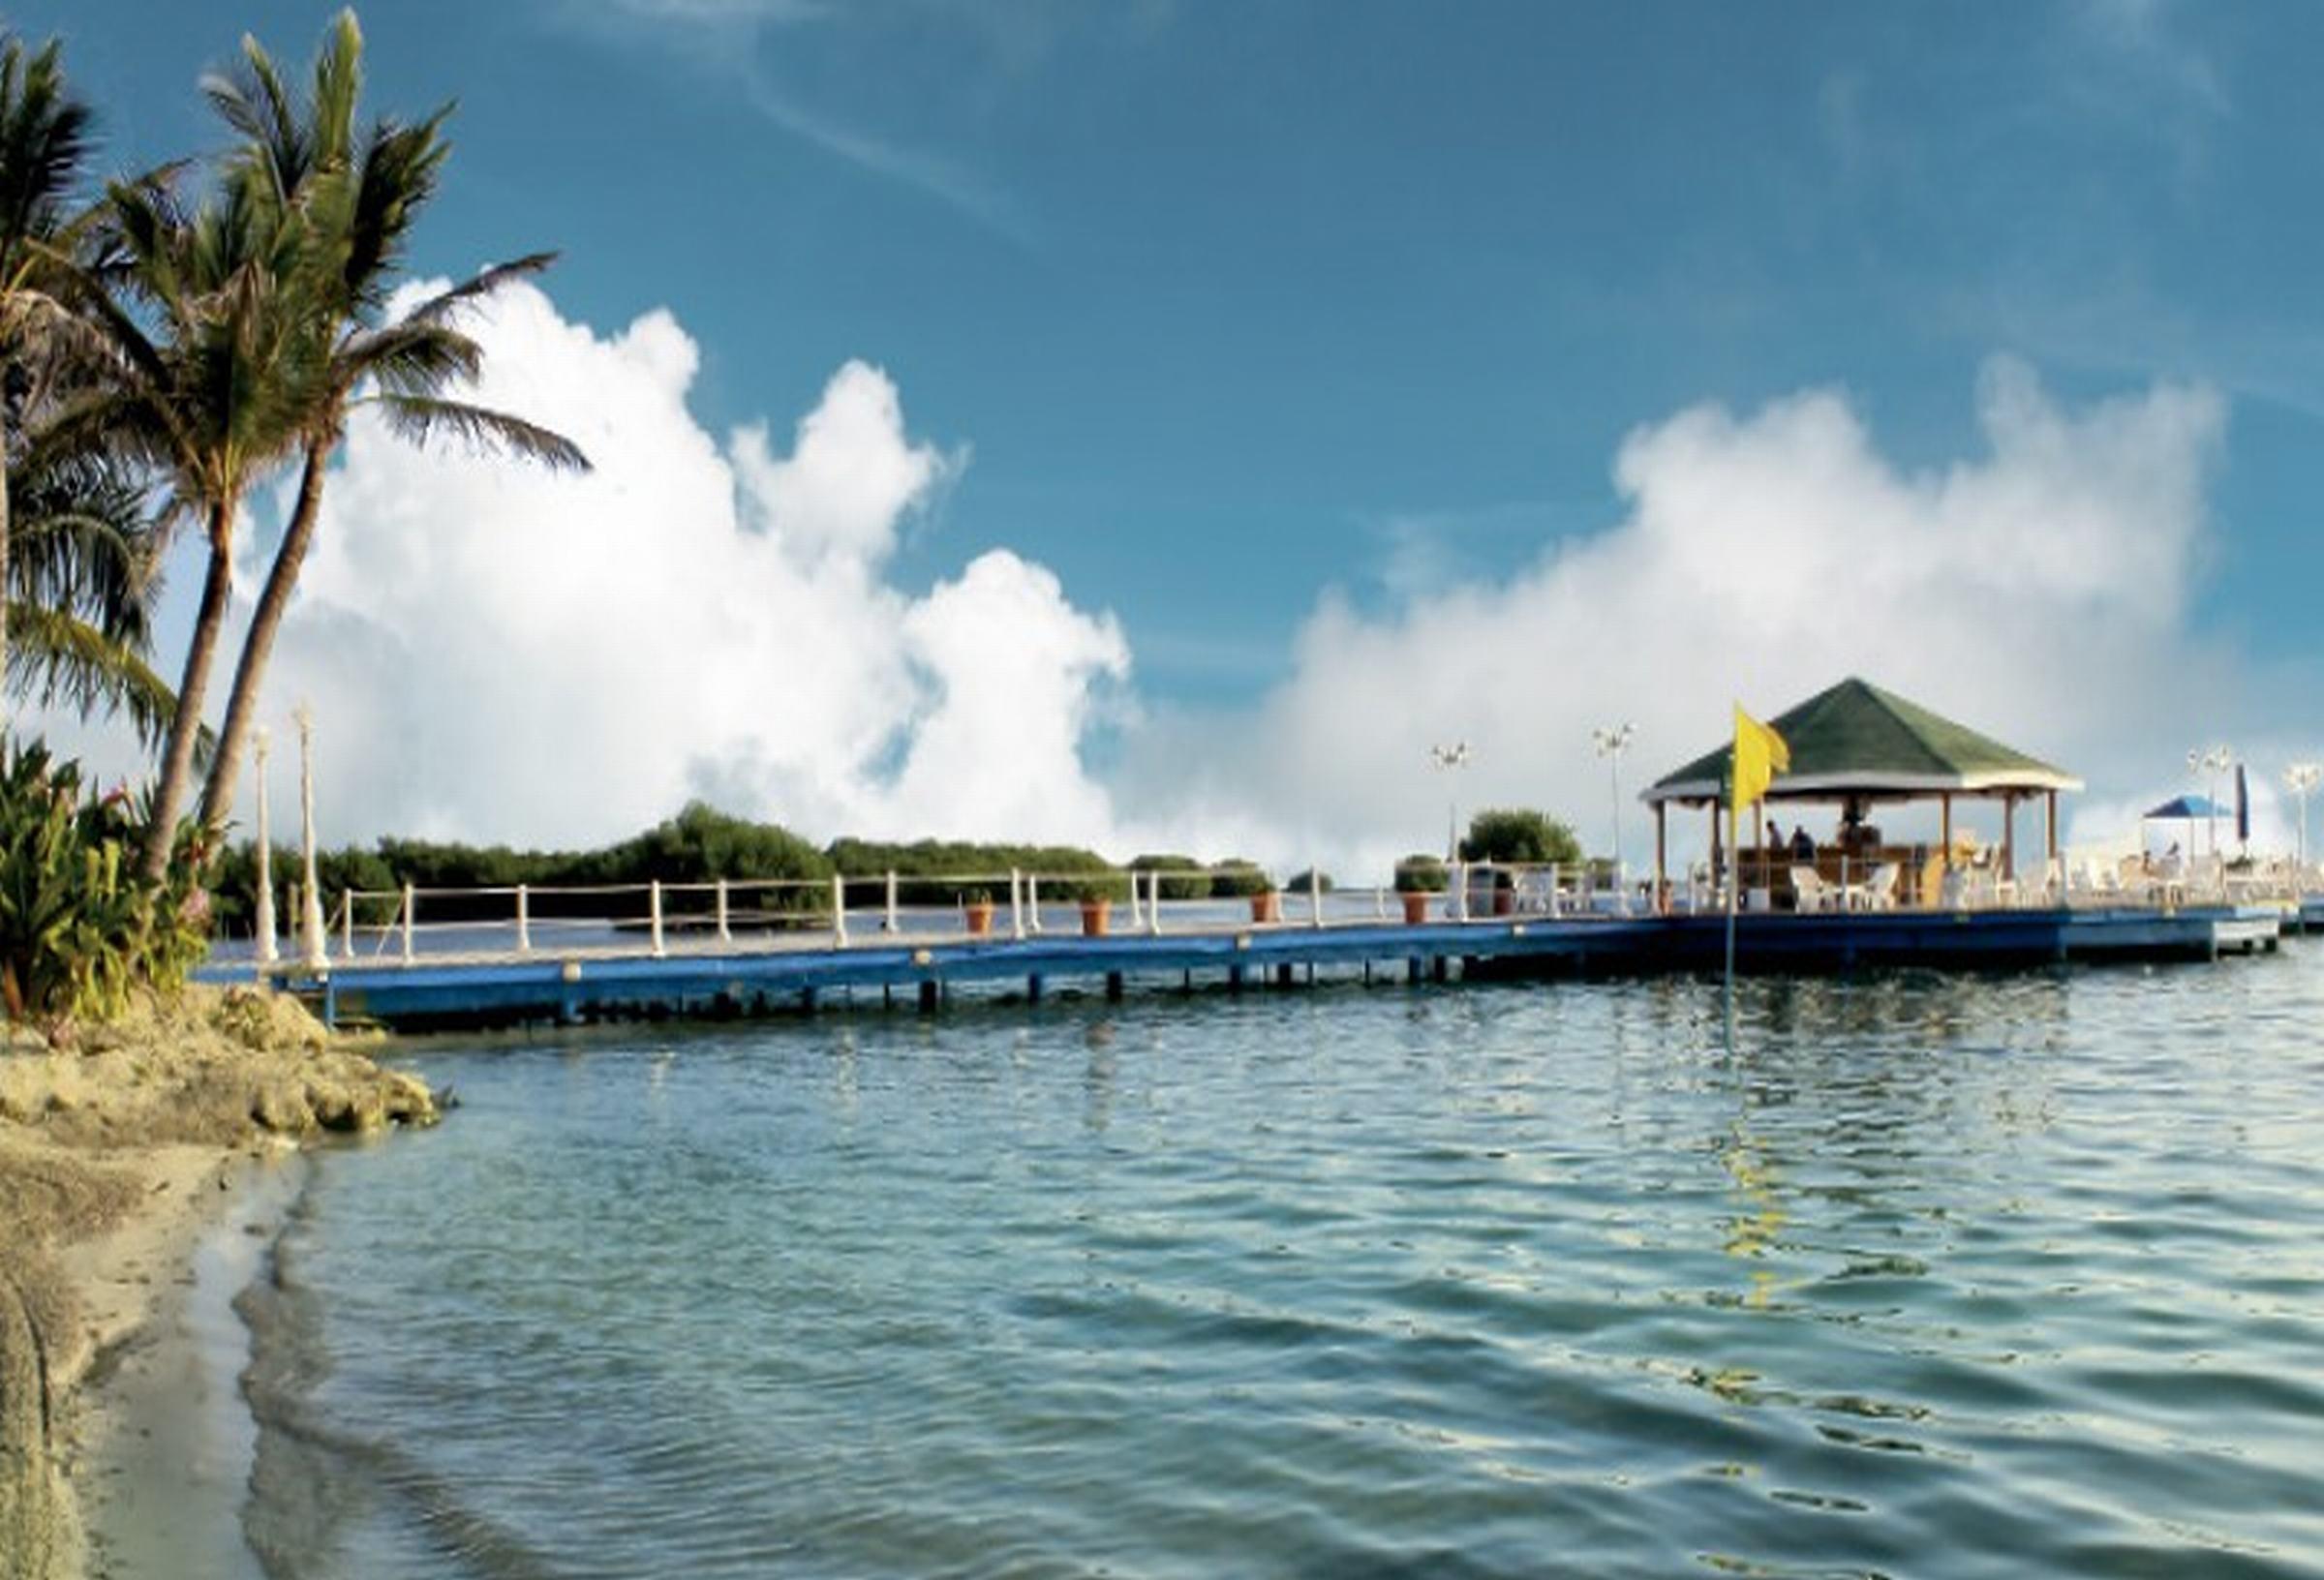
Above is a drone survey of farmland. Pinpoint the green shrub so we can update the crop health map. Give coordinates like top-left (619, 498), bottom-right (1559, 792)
top-left (1285, 868), bottom-right (1332, 895)
top-left (1393, 854), bottom-right (1449, 893)
top-left (0, 741), bottom-right (212, 1024)
top-left (1458, 808), bottom-right (1583, 866)
top-left (1208, 860), bottom-right (1273, 897)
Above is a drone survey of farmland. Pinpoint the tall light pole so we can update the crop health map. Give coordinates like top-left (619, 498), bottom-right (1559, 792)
top-left (297, 704), bottom-right (328, 971)
top-left (253, 729), bottom-right (277, 967)
top-left (2187, 745), bottom-right (2231, 857)
top-left (2286, 762), bottom-right (2321, 877)
top-left (1429, 742), bottom-right (1470, 861)
top-left (1592, 722), bottom-right (1636, 880)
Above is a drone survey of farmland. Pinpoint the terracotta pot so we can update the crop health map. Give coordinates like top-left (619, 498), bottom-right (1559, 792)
top-left (1250, 893), bottom-right (1281, 924)
top-left (1400, 890), bottom-right (1433, 925)
top-left (1080, 898), bottom-right (1112, 937)
top-left (964, 902), bottom-right (994, 937)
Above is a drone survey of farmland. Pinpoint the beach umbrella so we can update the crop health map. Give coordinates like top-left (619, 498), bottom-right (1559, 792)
top-left (2235, 764), bottom-right (2250, 849)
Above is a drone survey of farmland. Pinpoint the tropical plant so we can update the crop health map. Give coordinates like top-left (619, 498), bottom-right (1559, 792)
top-left (0, 32), bottom-right (97, 726)
top-left (1392, 854), bottom-right (1449, 894)
top-left (6, 434), bottom-right (173, 741)
top-left (65, 162), bottom-right (336, 882)
top-left (0, 739), bottom-right (211, 1024)
top-left (1458, 807), bottom-right (1582, 867)
top-left (1207, 859), bottom-right (1272, 898)
top-left (194, 11), bottom-right (586, 836)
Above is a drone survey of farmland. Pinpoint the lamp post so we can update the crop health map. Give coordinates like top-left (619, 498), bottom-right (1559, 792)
top-left (1592, 722), bottom-right (1636, 883)
top-left (2285, 762), bottom-right (2322, 878)
top-left (297, 704), bottom-right (328, 971)
top-left (1429, 742), bottom-right (1470, 862)
top-left (253, 729), bottom-right (277, 968)
top-left (2187, 745), bottom-right (2232, 857)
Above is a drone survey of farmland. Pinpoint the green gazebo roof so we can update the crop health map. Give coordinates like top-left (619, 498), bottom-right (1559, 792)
top-left (1641, 677), bottom-right (2081, 806)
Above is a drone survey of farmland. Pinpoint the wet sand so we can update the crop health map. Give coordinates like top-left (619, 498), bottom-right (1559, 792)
top-left (0, 988), bottom-right (436, 1580)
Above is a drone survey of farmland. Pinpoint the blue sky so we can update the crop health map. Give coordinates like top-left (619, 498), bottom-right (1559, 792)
top-left (19, 0), bottom-right (2324, 863)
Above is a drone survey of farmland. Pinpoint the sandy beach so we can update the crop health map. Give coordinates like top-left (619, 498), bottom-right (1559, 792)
top-left (0, 988), bottom-right (437, 1580)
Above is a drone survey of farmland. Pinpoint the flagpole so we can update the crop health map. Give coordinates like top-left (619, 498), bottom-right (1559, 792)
top-left (1724, 790), bottom-right (1739, 1038)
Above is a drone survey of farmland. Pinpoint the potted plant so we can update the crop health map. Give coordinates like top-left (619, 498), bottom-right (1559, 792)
top-left (1249, 871), bottom-right (1281, 924)
top-left (961, 888), bottom-right (994, 937)
top-left (1394, 855), bottom-right (1448, 925)
top-left (1490, 867), bottom-right (1516, 917)
top-left (1076, 881), bottom-right (1114, 937)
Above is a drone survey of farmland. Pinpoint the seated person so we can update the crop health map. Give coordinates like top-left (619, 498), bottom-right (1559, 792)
top-left (1789, 823), bottom-right (1815, 861)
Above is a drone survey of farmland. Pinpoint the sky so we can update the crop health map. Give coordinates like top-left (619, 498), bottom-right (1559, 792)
top-left (16, 0), bottom-right (2324, 877)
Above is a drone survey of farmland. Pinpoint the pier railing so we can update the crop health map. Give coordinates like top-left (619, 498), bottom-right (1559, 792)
top-left (245, 853), bottom-right (2312, 971)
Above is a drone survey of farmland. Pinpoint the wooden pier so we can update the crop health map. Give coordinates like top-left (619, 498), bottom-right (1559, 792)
top-left (203, 900), bottom-right (2289, 1032)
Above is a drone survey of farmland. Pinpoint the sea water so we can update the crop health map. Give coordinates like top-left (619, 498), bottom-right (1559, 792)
top-left (233, 952), bottom-right (2324, 1578)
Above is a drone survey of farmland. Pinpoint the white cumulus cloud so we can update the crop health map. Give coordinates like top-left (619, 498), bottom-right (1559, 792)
top-left (213, 282), bottom-right (1125, 853)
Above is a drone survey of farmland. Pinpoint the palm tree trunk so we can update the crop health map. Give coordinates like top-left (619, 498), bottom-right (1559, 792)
top-left (199, 443), bottom-right (325, 835)
top-left (0, 441), bottom-right (12, 739)
top-left (139, 501), bottom-right (235, 883)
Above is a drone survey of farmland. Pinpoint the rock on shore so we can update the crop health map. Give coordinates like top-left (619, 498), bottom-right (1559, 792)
top-left (0, 986), bottom-right (439, 1580)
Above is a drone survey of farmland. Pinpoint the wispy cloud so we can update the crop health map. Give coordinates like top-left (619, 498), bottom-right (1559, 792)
top-left (543, 0), bottom-right (1033, 241)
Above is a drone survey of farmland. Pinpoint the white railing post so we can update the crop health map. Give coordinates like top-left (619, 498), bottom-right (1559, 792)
top-left (1310, 868), bottom-right (1325, 928)
top-left (1454, 861), bottom-right (1470, 922)
top-left (885, 870), bottom-right (900, 935)
top-left (1127, 871), bottom-right (1144, 930)
top-left (1147, 869), bottom-right (1163, 936)
top-left (1027, 873), bottom-right (1043, 934)
top-left (400, 884), bottom-right (415, 964)
top-left (832, 873), bottom-right (849, 948)
top-left (340, 892), bottom-right (353, 961)
top-left (1374, 883), bottom-right (1387, 920)
top-left (716, 878), bottom-right (731, 943)
top-left (650, 880), bottom-right (666, 957)
top-left (1010, 867), bottom-right (1026, 940)
top-left (517, 885), bottom-right (532, 955)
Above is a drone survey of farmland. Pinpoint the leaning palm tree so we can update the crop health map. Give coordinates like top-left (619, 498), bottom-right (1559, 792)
top-left (62, 171), bottom-right (333, 880)
top-left (0, 33), bottom-right (97, 731)
top-left (192, 12), bottom-right (588, 835)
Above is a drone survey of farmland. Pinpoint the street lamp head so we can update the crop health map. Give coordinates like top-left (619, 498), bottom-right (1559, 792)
top-left (1592, 722), bottom-right (1636, 756)
top-left (1429, 742), bottom-right (1470, 770)
top-left (2287, 762), bottom-right (2323, 794)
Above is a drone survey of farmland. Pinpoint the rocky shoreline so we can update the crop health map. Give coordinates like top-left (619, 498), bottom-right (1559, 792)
top-left (0, 987), bottom-right (439, 1580)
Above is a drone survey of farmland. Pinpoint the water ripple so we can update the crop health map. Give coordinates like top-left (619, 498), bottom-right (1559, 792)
top-left (249, 957), bottom-right (2324, 1578)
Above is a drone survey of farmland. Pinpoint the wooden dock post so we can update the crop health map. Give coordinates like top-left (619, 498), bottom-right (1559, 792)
top-left (1106, 971), bottom-right (1124, 1001)
top-left (918, 978), bottom-right (939, 1014)
top-left (1027, 973), bottom-right (1044, 1003)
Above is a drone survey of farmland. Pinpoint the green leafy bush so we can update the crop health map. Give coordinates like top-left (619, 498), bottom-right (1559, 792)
top-left (0, 741), bottom-right (212, 1024)
top-left (1393, 854), bottom-right (1449, 894)
top-left (1458, 808), bottom-right (1583, 866)
top-left (1285, 868), bottom-right (1332, 895)
top-left (1208, 860), bottom-right (1273, 897)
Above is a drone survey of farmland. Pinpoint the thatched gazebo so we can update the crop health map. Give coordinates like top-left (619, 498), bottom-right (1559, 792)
top-left (1641, 677), bottom-right (2083, 904)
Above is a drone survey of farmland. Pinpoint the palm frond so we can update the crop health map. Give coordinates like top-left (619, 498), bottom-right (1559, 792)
top-left (373, 393), bottom-right (590, 472)
top-left (409, 251), bottom-right (556, 326)
top-left (5, 600), bottom-right (178, 749)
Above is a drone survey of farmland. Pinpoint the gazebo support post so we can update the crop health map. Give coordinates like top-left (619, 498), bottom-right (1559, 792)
top-left (2002, 792), bottom-right (2017, 881)
top-left (1941, 793), bottom-right (1953, 866)
top-left (1654, 803), bottom-right (1667, 914)
top-left (1708, 802), bottom-right (1723, 903)
top-left (2046, 791), bottom-right (2059, 886)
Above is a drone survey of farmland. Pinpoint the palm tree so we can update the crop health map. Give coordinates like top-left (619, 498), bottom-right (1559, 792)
top-left (193, 11), bottom-right (587, 834)
top-left (6, 428), bottom-right (174, 742)
top-left (0, 33), bottom-right (96, 732)
top-left (65, 169), bottom-right (333, 880)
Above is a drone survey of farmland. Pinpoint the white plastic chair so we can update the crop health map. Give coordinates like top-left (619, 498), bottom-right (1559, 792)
top-left (1861, 863), bottom-right (1900, 911)
top-left (1790, 866), bottom-right (1836, 912)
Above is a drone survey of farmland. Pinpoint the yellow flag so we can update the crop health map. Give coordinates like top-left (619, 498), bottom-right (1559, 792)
top-left (1733, 704), bottom-right (1790, 810)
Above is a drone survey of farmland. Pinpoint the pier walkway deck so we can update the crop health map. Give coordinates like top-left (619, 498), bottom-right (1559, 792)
top-left (201, 883), bottom-right (2290, 1031)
